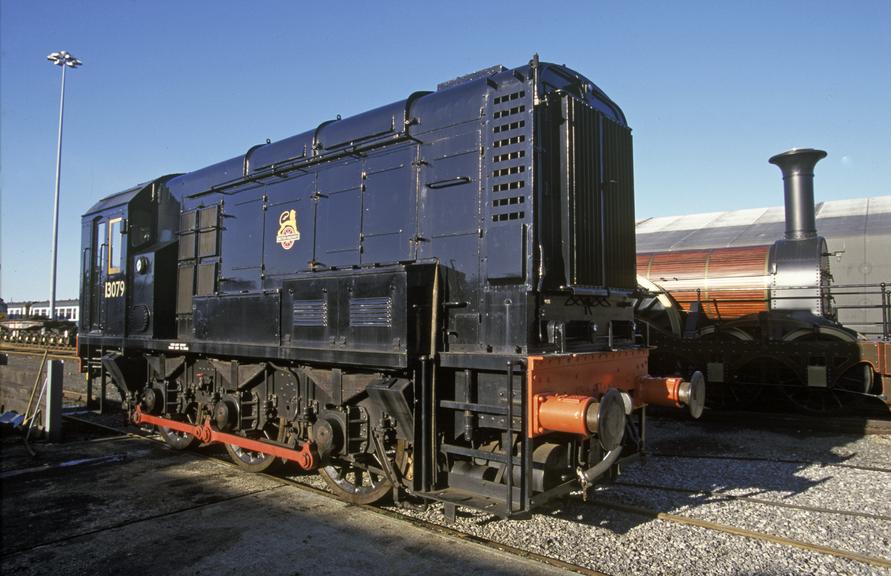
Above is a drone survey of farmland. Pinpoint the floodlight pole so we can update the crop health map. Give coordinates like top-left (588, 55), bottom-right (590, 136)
top-left (47, 51), bottom-right (81, 320)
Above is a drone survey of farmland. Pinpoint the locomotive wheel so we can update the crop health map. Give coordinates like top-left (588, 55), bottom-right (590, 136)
top-left (835, 363), bottom-right (874, 396)
top-left (635, 276), bottom-right (684, 338)
top-left (320, 449), bottom-right (393, 505)
top-left (698, 326), bottom-right (763, 409)
top-left (778, 327), bottom-right (864, 414)
top-left (778, 366), bottom-right (873, 414)
top-left (157, 404), bottom-right (200, 450)
top-left (779, 383), bottom-right (847, 414)
top-left (224, 423), bottom-right (284, 473)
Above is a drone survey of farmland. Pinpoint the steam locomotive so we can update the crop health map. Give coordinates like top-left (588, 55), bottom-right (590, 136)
top-left (78, 57), bottom-right (701, 518)
top-left (636, 149), bottom-right (891, 412)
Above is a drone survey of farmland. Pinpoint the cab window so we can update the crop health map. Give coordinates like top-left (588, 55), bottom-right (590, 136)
top-left (108, 217), bottom-right (123, 274)
top-left (95, 220), bottom-right (107, 268)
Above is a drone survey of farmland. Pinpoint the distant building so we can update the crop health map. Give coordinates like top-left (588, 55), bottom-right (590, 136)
top-left (5, 299), bottom-right (80, 322)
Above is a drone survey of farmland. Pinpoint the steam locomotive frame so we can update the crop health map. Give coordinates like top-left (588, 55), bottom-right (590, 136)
top-left (637, 150), bottom-right (891, 413)
top-left (78, 57), bottom-right (700, 518)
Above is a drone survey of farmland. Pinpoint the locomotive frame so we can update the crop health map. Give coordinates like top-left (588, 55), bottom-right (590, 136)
top-left (78, 56), bottom-right (700, 518)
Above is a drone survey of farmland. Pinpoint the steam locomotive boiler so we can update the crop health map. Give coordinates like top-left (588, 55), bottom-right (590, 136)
top-left (637, 149), bottom-right (891, 412)
top-left (78, 57), bottom-right (702, 518)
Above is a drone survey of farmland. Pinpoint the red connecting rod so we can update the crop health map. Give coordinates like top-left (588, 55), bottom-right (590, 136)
top-left (132, 406), bottom-right (316, 470)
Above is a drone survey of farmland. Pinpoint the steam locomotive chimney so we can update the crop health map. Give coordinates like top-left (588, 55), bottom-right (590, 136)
top-left (768, 148), bottom-right (827, 240)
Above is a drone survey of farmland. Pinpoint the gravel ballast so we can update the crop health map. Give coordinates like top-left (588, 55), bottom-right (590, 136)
top-left (287, 415), bottom-right (891, 576)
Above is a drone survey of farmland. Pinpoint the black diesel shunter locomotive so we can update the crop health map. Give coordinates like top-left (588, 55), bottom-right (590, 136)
top-left (79, 56), bottom-right (701, 518)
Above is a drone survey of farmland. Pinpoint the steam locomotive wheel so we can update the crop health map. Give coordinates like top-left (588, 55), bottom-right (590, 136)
top-left (778, 328), bottom-right (864, 414)
top-left (779, 382), bottom-right (846, 414)
top-left (320, 450), bottom-right (393, 505)
top-left (698, 326), bottom-right (763, 409)
top-left (157, 404), bottom-right (200, 450)
top-left (836, 363), bottom-right (874, 395)
top-left (779, 365), bottom-right (874, 414)
top-left (224, 423), bottom-right (284, 473)
top-left (635, 276), bottom-right (684, 338)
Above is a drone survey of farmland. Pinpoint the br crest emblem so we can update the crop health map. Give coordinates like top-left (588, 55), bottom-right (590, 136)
top-left (276, 209), bottom-right (301, 250)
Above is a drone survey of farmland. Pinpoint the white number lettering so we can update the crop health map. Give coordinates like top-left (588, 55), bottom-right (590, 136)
top-left (104, 280), bottom-right (126, 298)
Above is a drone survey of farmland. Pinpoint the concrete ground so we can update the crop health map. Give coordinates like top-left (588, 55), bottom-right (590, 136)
top-left (0, 431), bottom-right (573, 576)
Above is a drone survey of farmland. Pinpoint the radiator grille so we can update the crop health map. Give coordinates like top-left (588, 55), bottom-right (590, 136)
top-left (602, 117), bottom-right (636, 289)
top-left (562, 96), bottom-right (636, 289)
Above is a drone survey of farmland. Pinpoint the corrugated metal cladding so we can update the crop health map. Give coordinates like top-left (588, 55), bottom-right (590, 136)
top-left (636, 196), bottom-right (891, 335)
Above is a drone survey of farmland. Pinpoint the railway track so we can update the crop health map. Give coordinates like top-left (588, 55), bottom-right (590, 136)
top-left (651, 409), bottom-right (891, 436)
top-left (612, 480), bottom-right (891, 522)
top-left (586, 497), bottom-right (891, 571)
top-left (646, 451), bottom-right (891, 474)
top-left (48, 413), bottom-right (891, 574)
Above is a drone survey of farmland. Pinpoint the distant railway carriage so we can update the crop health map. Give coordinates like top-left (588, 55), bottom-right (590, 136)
top-left (78, 57), bottom-right (701, 517)
top-left (0, 299), bottom-right (78, 346)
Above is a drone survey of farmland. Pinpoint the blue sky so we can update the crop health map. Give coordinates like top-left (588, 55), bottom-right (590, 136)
top-left (1, 1), bottom-right (889, 301)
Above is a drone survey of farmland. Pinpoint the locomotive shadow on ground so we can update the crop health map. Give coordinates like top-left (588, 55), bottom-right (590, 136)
top-left (510, 413), bottom-right (887, 536)
top-left (0, 430), bottom-right (555, 576)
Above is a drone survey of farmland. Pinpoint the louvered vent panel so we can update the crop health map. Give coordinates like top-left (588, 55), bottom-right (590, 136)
top-left (489, 88), bottom-right (530, 225)
top-left (349, 296), bottom-right (392, 327)
top-left (292, 299), bottom-right (328, 327)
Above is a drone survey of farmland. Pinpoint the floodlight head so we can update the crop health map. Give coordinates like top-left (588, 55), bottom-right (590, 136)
top-left (47, 51), bottom-right (82, 68)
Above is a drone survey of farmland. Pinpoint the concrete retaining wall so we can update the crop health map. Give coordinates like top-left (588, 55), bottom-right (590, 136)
top-left (0, 355), bottom-right (109, 415)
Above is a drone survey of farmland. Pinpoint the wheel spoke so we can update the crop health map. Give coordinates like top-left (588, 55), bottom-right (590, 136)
top-left (225, 424), bottom-right (280, 472)
top-left (158, 403), bottom-right (199, 450)
top-left (319, 451), bottom-right (395, 505)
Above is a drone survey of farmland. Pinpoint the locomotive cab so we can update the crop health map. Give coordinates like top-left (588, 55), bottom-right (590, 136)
top-left (79, 175), bottom-right (180, 341)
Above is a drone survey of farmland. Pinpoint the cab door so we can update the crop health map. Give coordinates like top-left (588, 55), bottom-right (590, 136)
top-left (102, 214), bottom-right (127, 336)
top-left (83, 217), bottom-right (107, 332)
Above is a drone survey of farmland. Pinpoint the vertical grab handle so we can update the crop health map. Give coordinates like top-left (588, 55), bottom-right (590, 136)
top-left (505, 360), bottom-right (513, 514)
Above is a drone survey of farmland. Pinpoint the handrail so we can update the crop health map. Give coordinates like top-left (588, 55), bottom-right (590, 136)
top-left (638, 280), bottom-right (891, 340)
